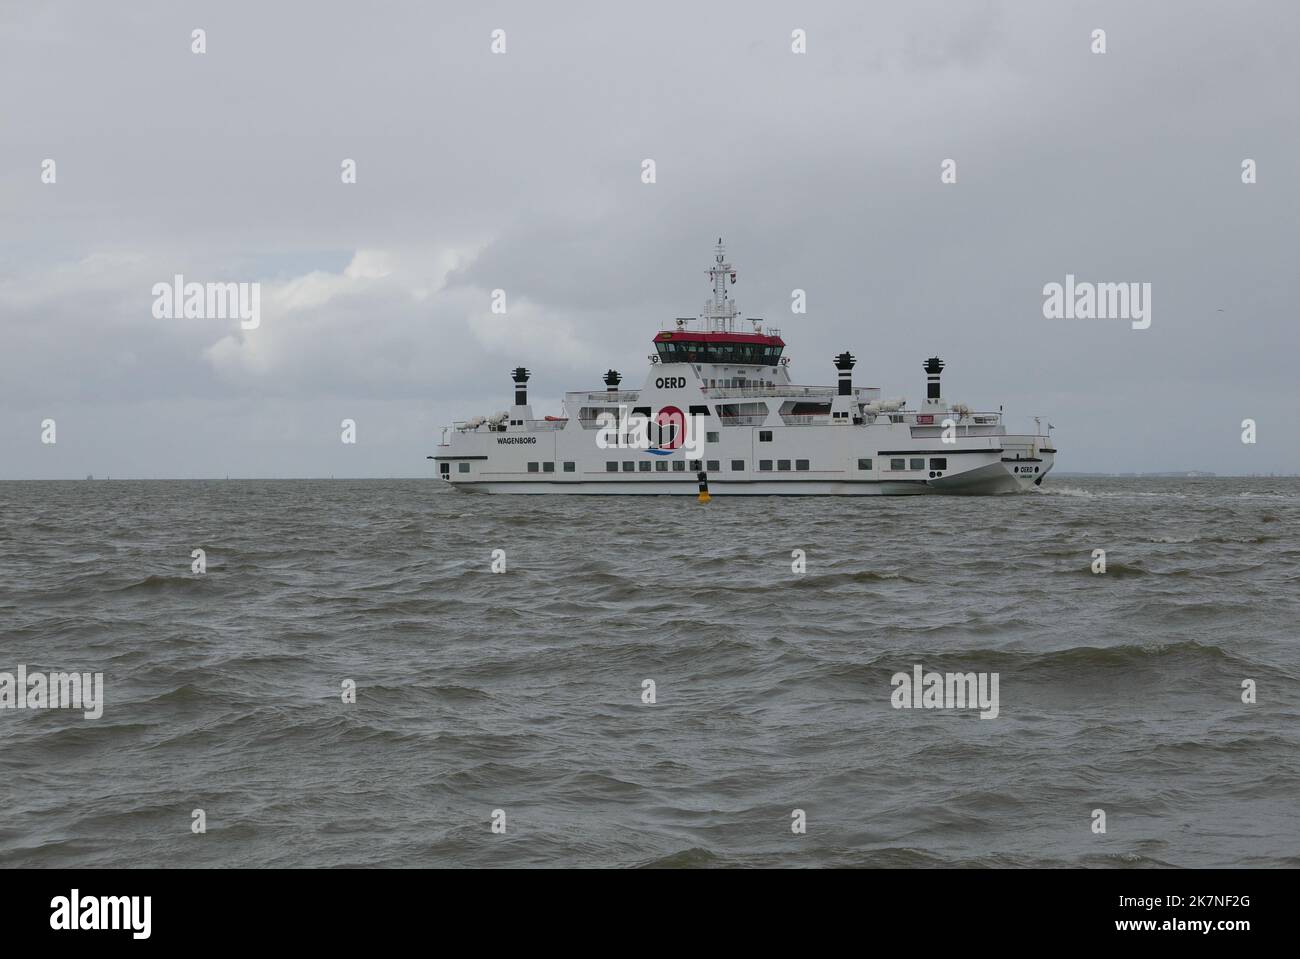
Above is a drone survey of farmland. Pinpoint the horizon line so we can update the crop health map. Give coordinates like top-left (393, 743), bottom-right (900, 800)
top-left (3, 473), bottom-right (1299, 483)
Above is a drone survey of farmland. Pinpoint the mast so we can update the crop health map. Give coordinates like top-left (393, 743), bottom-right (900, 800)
top-left (702, 237), bottom-right (739, 332)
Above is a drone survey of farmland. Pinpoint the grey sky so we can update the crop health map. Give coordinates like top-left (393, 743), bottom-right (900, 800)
top-left (2, 0), bottom-right (1297, 478)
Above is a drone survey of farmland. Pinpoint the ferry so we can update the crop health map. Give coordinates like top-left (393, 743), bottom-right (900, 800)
top-left (433, 240), bottom-right (1055, 495)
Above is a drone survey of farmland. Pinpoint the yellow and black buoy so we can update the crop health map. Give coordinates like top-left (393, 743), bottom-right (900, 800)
top-left (697, 470), bottom-right (711, 503)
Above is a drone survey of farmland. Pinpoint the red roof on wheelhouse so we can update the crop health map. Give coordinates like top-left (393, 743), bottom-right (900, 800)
top-left (653, 330), bottom-right (785, 347)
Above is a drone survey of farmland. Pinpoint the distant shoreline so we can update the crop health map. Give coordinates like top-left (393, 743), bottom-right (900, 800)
top-left (3, 473), bottom-right (1300, 482)
top-left (1055, 471), bottom-right (1218, 478)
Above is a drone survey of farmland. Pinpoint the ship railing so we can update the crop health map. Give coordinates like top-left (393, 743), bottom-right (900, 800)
top-left (706, 385), bottom-right (883, 400)
top-left (566, 390), bottom-right (642, 404)
top-left (687, 409), bottom-right (1004, 429)
top-left (576, 414), bottom-right (629, 430)
top-left (708, 385), bottom-right (833, 399)
top-left (657, 320), bottom-right (783, 335)
top-left (877, 411), bottom-right (1005, 432)
top-left (526, 419), bottom-right (567, 431)
top-left (896, 411), bottom-right (1003, 424)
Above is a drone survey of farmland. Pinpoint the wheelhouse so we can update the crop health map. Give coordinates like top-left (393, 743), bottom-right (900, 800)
top-left (653, 331), bottom-right (784, 366)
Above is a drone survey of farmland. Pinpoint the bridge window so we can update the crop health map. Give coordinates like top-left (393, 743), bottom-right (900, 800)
top-left (759, 430), bottom-right (772, 442)
top-left (796, 459), bottom-right (810, 471)
top-left (706, 431), bottom-right (720, 443)
top-left (655, 460), bottom-right (667, 471)
top-left (910, 458), bottom-right (925, 470)
top-left (563, 462), bottom-right (575, 472)
top-left (639, 461), bottom-right (651, 472)
top-left (672, 461), bottom-right (685, 471)
top-left (858, 458), bottom-right (872, 471)
top-left (929, 458), bottom-right (947, 470)
top-left (759, 460), bottom-right (773, 471)
top-left (689, 460), bottom-right (702, 471)
top-left (707, 460), bottom-right (720, 472)
top-left (731, 460), bottom-right (744, 471)
top-left (439, 463), bottom-right (450, 477)
top-left (543, 462), bottom-right (554, 473)
top-left (655, 339), bottom-right (785, 366)
top-left (778, 460), bottom-right (791, 471)
top-left (606, 461), bottom-right (617, 472)
top-left (622, 462), bottom-right (634, 472)
top-left (458, 463), bottom-right (470, 473)
top-left (890, 458), bottom-right (905, 471)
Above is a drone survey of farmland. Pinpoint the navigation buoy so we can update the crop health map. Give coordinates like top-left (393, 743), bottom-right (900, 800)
top-left (697, 470), bottom-right (711, 503)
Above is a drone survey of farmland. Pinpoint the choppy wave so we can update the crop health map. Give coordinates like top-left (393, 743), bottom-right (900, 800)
top-left (1, 476), bottom-right (1298, 868)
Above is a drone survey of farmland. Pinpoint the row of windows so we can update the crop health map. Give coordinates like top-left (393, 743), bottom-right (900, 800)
top-left (885, 457), bottom-right (947, 471)
top-left (453, 456), bottom-right (949, 476)
top-left (739, 456), bottom-right (946, 473)
top-left (848, 457), bottom-right (946, 472)
top-left (608, 461), bottom-right (689, 472)
top-left (602, 460), bottom-right (758, 473)
top-left (654, 342), bottom-right (784, 365)
top-left (710, 378), bottom-right (774, 389)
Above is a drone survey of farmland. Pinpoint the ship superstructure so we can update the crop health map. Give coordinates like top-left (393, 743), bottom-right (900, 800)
top-left (433, 240), bottom-right (1055, 495)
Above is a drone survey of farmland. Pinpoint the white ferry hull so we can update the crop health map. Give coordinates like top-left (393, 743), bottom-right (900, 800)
top-left (445, 455), bottom-right (1054, 496)
top-left (454, 479), bottom-right (929, 495)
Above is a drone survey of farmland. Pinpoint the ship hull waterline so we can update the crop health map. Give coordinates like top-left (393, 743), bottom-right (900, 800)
top-left (446, 460), bottom-right (1053, 495)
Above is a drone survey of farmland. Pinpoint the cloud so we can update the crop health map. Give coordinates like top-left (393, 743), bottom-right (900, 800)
top-left (2, 0), bottom-right (1298, 476)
